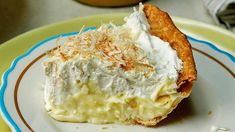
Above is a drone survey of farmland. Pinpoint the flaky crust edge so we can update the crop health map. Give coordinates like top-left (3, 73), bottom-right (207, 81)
top-left (134, 4), bottom-right (197, 126)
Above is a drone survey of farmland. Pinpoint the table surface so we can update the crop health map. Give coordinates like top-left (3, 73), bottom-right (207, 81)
top-left (0, 0), bottom-right (217, 44)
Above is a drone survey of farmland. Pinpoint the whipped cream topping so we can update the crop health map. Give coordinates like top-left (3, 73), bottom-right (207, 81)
top-left (43, 4), bottom-right (182, 110)
top-left (123, 4), bottom-right (182, 80)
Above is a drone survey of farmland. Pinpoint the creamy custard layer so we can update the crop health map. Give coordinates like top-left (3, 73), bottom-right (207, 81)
top-left (48, 80), bottom-right (182, 123)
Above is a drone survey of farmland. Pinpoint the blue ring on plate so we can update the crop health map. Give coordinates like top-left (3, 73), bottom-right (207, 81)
top-left (187, 36), bottom-right (235, 63)
top-left (0, 26), bottom-right (234, 131)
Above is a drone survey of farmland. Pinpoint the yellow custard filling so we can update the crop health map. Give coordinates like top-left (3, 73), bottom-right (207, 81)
top-left (48, 80), bottom-right (182, 124)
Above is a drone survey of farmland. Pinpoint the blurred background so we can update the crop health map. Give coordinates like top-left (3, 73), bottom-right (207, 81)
top-left (0, 0), bottom-right (234, 43)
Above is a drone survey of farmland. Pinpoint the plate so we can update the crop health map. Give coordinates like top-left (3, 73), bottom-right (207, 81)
top-left (0, 14), bottom-right (235, 132)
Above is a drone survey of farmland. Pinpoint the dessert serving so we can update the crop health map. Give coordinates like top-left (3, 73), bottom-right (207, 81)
top-left (42, 3), bottom-right (197, 126)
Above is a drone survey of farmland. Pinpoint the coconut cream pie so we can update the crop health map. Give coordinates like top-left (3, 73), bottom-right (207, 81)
top-left (42, 4), bottom-right (197, 126)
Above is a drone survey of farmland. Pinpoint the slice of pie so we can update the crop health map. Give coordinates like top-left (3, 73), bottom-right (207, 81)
top-left (42, 3), bottom-right (197, 126)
